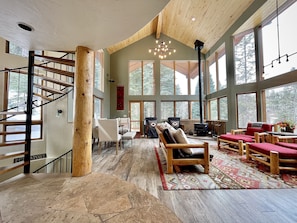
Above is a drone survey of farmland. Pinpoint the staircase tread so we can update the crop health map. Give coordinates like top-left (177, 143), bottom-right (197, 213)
top-left (34, 54), bottom-right (75, 66)
top-left (0, 141), bottom-right (26, 147)
top-left (34, 73), bottom-right (74, 87)
top-left (33, 93), bottom-right (54, 101)
top-left (0, 161), bottom-right (29, 175)
top-left (34, 84), bottom-right (65, 94)
top-left (0, 131), bottom-right (26, 135)
top-left (0, 151), bottom-right (27, 160)
top-left (34, 64), bottom-right (74, 77)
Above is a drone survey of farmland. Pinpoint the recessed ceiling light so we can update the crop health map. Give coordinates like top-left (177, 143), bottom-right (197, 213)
top-left (18, 22), bottom-right (34, 32)
top-left (191, 17), bottom-right (196, 22)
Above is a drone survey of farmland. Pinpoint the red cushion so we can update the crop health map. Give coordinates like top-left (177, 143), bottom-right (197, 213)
top-left (249, 143), bottom-right (297, 159)
top-left (276, 142), bottom-right (297, 150)
top-left (262, 124), bottom-right (273, 131)
top-left (245, 127), bottom-right (263, 136)
top-left (220, 134), bottom-right (254, 143)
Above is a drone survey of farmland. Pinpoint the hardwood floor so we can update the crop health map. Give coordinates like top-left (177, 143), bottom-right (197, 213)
top-left (92, 137), bottom-right (297, 223)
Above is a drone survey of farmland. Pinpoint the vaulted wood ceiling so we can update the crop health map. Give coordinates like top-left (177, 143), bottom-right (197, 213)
top-left (107, 0), bottom-right (288, 55)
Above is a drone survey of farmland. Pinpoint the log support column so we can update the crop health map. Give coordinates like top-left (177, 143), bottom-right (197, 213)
top-left (72, 46), bottom-right (94, 177)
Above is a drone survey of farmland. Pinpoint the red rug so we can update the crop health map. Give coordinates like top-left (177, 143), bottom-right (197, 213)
top-left (154, 145), bottom-right (297, 190)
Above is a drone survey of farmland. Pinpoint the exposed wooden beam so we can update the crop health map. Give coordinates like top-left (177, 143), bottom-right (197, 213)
top-left (156, 12), bottom-right (162, 39)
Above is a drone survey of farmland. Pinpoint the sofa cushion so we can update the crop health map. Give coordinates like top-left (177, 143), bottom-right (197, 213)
top-left (276, 142), bottom-right (297, 150)
top-left (220, 134), bottom-right (254, 143)
top-left (162, 129), bottom-right (182, 158)
top-left (249, 143), bottom-right (297, 159)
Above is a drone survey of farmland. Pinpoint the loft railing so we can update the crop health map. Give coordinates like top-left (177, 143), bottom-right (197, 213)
top-left (33, 149), bottom-right (72, 173)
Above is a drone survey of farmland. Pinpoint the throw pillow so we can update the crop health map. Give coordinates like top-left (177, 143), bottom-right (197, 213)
top-left (173, 128), bottom-right (192, 154)
top-left (162, 129), bottom-right (181, 158)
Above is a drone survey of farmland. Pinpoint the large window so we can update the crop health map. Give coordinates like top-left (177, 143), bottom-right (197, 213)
top-left (4, 71), bottom-right (42, 141)
top-left (94, 50), bottom-right (104, 91)
top-left (237, 93), bottom-right (257, 128)
top-left (160, 60), bottom-right (199, 95)
top-left (265, 83), bottom-right (297, 125)
top-left (129, 60), bottom-right (155, 95)
top-left (262, 1), bottom-right (297, 79)
top-left (160, 101), bottom-right (191, 120)
top-left (234, 30), bottom-right (256, 85)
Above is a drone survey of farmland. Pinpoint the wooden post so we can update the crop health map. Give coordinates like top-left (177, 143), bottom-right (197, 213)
top-left (72, 46), bottom-right (94, 177)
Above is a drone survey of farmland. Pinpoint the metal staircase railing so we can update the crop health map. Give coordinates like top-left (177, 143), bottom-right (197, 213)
top-left (0, 51), bottom-right (75, 176)
top-left (33, 149), bottom-right (72, 173)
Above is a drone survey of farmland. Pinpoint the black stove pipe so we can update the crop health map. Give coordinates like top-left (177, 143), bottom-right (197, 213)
top-left (194, 40), bottom-right (204, 124)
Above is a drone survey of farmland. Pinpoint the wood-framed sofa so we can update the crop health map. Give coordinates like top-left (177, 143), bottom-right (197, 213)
top-left (156, 122), bottom-right (210, 174)
top-left (246, 132), bottom-right (297, 174)
top-left (217, 122), bottom-right (274, 155)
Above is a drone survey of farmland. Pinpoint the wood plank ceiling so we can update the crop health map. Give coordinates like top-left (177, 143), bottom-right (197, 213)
top-left (107, 0), bottom-right (287, 55)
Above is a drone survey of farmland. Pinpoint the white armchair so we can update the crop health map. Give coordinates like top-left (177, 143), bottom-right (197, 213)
top-left (118, 117), bottom-right (131, 134)
top-left (92, 118), bottom-right (99, 144)
top-left (98, 119), bottom-right (122, 154)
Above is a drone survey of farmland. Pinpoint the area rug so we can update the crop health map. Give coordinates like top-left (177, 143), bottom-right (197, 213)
top-left (154, 144), bottom-right (297, 190)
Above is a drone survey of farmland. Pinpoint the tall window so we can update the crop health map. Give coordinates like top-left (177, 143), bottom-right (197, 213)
top-left (191, 101), bottom-right (200, 119)
top-left (129, 60), bottom-right (155, 95)
top-left (176, 101), bottom-right (189, 119)
top-left (160, 61), bottom-right (174, 95)
top-left (209, 100), bottom-right (218, 120)
top-left (175, 61), bottom-right (188, 95)
top-left (219, 97), bottom-right (228, 120)
top-left (234, 30), bottom-right (256, 85)
top-left (4, 71), bottom-right (42, 141)
top-left (265, 83), bottom-right (297, 125)
top-left (237, 93), bottom-right (257, 128)
top-left (161, 101), bottom-right (174, 120)
top-left (207, 44), bottom-right (226, 93)
top-left (94, 50), bottom-right (104, 91)
top-left (93, 96), bottom-right (102, 119)
top-left (218, 53), bottom-right (227, 90)
top-left (6, 41), bottom-right (28, 57)
top-left (144, 101), bottom-right (156, 118)
top-left (208, 59), bottom-right (216, 94)
top-left (190, 61), bottom-right (200, 95)
top-left (262, 2), bottom-right (297, 79)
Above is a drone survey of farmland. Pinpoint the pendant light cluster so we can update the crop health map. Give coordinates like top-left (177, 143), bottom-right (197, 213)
top-left (148, 39), bottom-right (176, 59)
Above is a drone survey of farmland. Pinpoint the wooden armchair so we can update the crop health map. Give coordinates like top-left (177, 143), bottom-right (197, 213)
top-left (157, 128), bottom-right (210, 174)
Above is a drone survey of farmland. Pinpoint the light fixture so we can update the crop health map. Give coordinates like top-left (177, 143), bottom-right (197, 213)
top-left (56, 109), bottom-right (63, 117)
top-left (18, 22), bottom-right (34, 32)
top-left (148, 39), bottom-right (176, 59)
top-left (263, 0), bottom-right (297, 73)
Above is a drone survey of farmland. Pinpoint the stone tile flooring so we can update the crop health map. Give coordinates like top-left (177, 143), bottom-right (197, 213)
top-left (0, 172), bottom-right (181, 223)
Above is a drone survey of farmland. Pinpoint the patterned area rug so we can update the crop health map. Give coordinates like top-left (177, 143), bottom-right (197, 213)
top-left (154, 144), bottom-right (297, 190)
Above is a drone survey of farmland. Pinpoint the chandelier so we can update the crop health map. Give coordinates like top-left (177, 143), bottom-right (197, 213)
top-left (148, 39), bottom-right (176, 59)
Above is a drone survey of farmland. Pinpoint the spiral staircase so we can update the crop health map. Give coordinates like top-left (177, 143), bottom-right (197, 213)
top-left (0, 51), bottom-right (75, 176)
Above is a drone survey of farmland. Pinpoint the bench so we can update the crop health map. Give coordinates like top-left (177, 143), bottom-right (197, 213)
top-left (218, 122), bottom-right (274, 155)
top-left (246, 142), bottom-right (297, 174)
top-left (122, 131), bottom-right (137, 147)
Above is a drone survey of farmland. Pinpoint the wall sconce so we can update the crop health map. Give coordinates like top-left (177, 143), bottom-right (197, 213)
top-left (56, 109), bottom-right (63, 117)
top-left (107, 73), bottom-right (115, 83)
